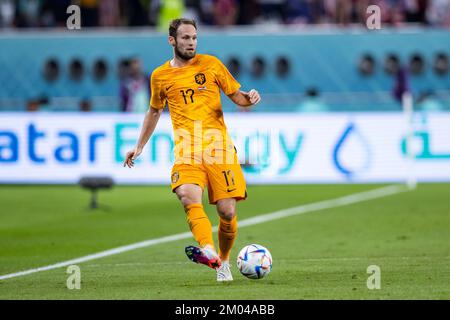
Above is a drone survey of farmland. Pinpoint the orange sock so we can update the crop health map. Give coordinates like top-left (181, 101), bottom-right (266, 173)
top-left (218, 216), bottom-right (237, 262)
top-left (185, 203), bottom-right (214, 249)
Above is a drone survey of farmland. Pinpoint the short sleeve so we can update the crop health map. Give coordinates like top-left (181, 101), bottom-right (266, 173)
top-left (150, 71), bottom-right (166, 110)
top-left (213, 57), bottom-right (241, 95)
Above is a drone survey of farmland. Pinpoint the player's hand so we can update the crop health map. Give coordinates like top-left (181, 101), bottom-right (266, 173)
top-left (123, 147), bottom-right (142, 168)
top-left (247, 89), bottom-right (261, 105)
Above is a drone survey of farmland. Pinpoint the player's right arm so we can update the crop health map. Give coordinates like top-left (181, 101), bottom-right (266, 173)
top-left (211, 55), bottom-right (261, 107)
top-left (123, 107), bottom-right (162, 168)
top-left (228, 89), bottom-right (261, 107)
top-left (124, 69), bottom-right (166, 168)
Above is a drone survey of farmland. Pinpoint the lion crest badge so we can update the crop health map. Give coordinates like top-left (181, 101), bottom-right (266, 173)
top-left (194, 73), bottom-right (206, 85)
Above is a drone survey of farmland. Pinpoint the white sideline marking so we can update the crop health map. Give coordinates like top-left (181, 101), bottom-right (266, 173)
top-left (0, 184), bottom-right (408, 281)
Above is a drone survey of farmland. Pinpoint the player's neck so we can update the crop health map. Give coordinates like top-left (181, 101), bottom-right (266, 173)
top-left (170, 55), bottom-right (196, 68)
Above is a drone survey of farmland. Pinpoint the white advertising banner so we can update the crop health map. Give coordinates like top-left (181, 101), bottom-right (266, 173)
top-left (1, 112), bottom-right (450, 184)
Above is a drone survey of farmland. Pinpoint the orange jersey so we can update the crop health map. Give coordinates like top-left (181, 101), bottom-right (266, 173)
top-left (150, 54), bottom-right (240, 163)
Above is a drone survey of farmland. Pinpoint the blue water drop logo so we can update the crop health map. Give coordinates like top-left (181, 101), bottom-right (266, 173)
top-left (333, 122), bottom-right (371, 179)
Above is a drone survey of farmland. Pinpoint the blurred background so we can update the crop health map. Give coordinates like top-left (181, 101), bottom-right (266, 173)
top-left (0, 0), bottom-right (449, 113)
top-left (1, 1), bottom-right (450, 185)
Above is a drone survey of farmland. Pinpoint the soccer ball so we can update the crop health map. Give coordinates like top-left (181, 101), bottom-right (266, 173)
top-left (236, 244), bottom-right (272, 279)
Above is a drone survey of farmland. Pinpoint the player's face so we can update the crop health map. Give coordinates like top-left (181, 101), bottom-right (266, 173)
top-left (173, 24), bottom-right (197, 61)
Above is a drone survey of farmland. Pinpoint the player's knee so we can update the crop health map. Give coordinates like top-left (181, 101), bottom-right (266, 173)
top-left (222, 212), bottom-right (235, 221)
top-left (217, 203), bottom-right (236, 221)
top-left (179, 195), bottom-right (196, 207)
top-left (176, 189), bottom-right (197, 207)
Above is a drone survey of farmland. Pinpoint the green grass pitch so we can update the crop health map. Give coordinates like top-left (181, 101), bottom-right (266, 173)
top-left (0, 183), bottom-right (449, 299)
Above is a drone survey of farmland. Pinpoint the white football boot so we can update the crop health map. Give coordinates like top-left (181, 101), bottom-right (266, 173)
top-left (216, 261), bottom-right (233, 282)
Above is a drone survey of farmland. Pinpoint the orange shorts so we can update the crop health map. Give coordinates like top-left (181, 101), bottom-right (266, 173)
top-left (170, 151), bottom-right (247, 204)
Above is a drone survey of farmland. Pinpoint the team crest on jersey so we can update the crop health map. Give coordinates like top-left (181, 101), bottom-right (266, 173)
top-left (171, 171), bottom-right (180, 183)
top-left (194, 73), bottom-right (206, 85)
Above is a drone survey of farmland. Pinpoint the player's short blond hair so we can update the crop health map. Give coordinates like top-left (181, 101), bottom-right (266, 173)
top-left (169, 18), bottom-right (197, 38)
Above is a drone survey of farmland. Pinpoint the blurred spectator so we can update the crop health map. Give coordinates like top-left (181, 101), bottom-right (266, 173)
top-left (404, 0), bottom-right (428, 24)
top-left (197, 0), bottom-right (215, 25)
top-left (427, 0), bottom-right (450, 26)
top-left (283, 0), bottom-right (330, 25)
top-left (390, 2), bottom-right (407, 26)
top-left (374, 0), bottom-right (408, 26)
top-left (258, 0), bottom-right (285, 24)
top-left (120, 57), bottom-right (150, 113)
top-left (80, 98), bottom-right (93, 112)
top-left (416, 90), bottom-right (445, 111)
top-left (157, 0), bottom-right (184, 30)
top-left (26, 99), bottom-right (40, 112)
top-left (335, 0), bottom-right (352, 25)
top-left (99, 0), bottom-right (120, 27)
top-left (323, 0), bottom-right (340, 24)
top-left (0, 0), bottom-right (448, 28)
top-left (121, 0), bottom-right (150, 27)
top-left (0, 0), bottom-right (15, 28)
top-left (213, 0), bottom-right (238, 26)
top-left (184, 0), bottom-right (201, 22)
top-left (352, 0), bottom-right (370, 25)
top-left (236, 0), bottom-right (261, 25)
top-left (296, 87), bottom-right (329, 112)
top-left (80, 0), bottom-right (99, 27)
top-left (393, 66), bottom-right (410, 103)
top-left (26, 96), bottom-right (49, 112)
top-left (15, 0), bottom-right (41, 28)
top-left (40, 0), bottom-right (71, 27)
top-left (284, 0), bottom-right (312, 24)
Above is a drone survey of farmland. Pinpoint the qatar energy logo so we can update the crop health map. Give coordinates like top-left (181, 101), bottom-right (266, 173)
top-left (0, 123), bottom-right (106, 164)
top-left (2, 113), bottom-right (450, 184)
top-left (0, 114), bottom-right (304, 183)
top-left (0, 122), bottom-right (182, 166)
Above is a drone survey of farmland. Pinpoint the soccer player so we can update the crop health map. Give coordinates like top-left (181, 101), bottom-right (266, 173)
top-left (123, 18), bottom-right (261, 282)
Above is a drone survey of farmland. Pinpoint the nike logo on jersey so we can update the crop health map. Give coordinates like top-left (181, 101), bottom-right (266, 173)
top-left (166, 84), bottom-right (174, 91)
top-left (227, 188), bottom-right (237, 192)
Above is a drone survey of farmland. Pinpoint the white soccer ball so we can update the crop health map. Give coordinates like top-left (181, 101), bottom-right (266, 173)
top-left (236, 244), bottom-right (273, 279)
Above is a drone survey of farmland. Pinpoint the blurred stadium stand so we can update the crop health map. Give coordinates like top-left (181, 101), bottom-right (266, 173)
top-left (2, 0), bottom-right (449, 28)
top-left (0, 0), bottom-right (449, 113)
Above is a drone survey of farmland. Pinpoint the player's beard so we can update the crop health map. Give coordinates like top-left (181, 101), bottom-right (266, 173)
top-left (174, 42), bottom-right (196, 61)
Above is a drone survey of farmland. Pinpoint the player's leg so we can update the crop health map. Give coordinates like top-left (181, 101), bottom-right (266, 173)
top-left (175, 184), bottom-right (221, 269)
top-left (171, 164), bottom-right (221, 269)
top-left (214, 198), bottom-right (239, 281)
top-left (204, 150), bottom-right (247, 280)
top-left (216, 198), bottom-right (237, 263)
top-left (206, 153), bottom-right (246, 259)
top-left (175, 183), bottom-right (214, 249)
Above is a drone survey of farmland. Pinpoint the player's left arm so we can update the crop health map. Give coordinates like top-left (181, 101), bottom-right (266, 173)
top-left (227, 89), bottom-right (261, 107)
